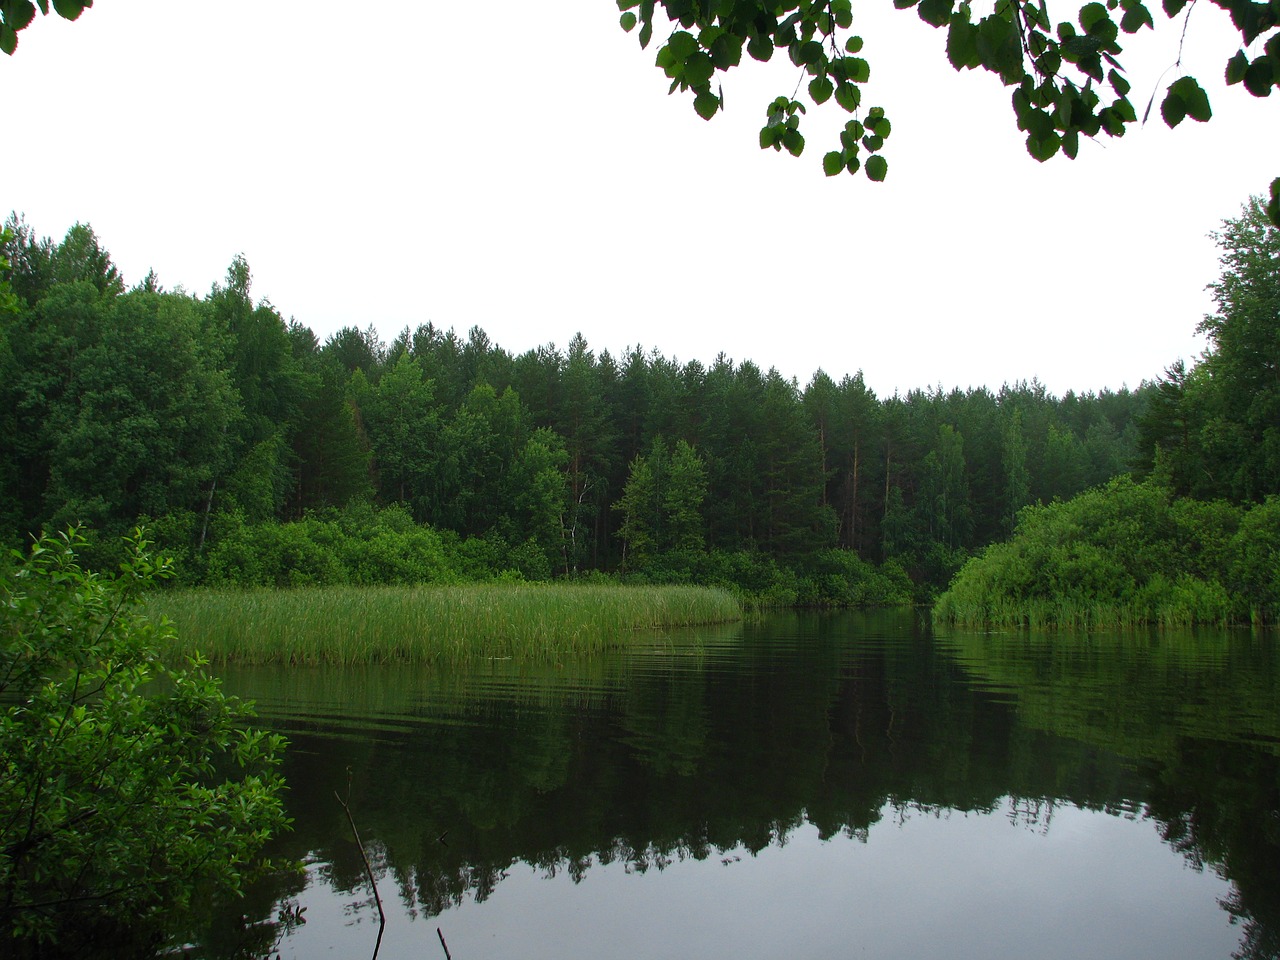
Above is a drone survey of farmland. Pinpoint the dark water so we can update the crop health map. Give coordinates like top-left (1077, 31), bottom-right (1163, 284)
top-left (198, 611), bottom-right (1280, 960)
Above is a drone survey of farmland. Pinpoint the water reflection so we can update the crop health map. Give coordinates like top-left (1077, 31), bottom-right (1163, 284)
top-left (195, 612), bottom-right (1280, 960)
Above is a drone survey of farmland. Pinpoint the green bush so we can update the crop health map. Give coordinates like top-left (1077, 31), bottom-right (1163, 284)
top-left (935, 478), bottom-right (1275, 627)
top-left (1229, 496), bottom-right (1280, 622)
top-left (0, 530), bottom-right (288, 956)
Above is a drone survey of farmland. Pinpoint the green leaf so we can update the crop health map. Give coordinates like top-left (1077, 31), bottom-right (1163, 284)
top-left (50, 0), bottom-right (83, 18)
top-left (1225, 49), bottom-right (1249, 85)
top-left (1159, 88), bottom-right (1186, 126)
top-left (1062, 128), bottom-right (1080, 157)
top-left (1079, 2), bottom-right (1109, 31)
top-left (1119, 1), bottom-right (1152, 31)
top-left (871, 116), bottom-right (892, 137)
top-left (947, 14), bottom-right (980, 68)
top-left (845, 35), bottom-right (864, 53)
top-left (1162, 0), bottom-right (1187, 15)
top-left (797, 39), bottom-right (824, 65)
top-left (1108, 67), bottom-right (1130, 96)
top-left (1266, 176), bottom-right (1279, 228)
top-left (809, 75), bottom-right (834, 104)
top-left (683, 51), bottom-right (715, 84)
top-left (1242, 58), bottom-right (1274, 97)
top-left (667, 30), bottom-right (698, 60)
top-left (1036, 47), bottom-right (1062, 76)
top-left (620, 11), bottom-right (637, 31)
top-left (918, 0), bottom-right (955, 26)
top-left (782, 127), bottom-right (805, 157)
top-left (1168, 75), bottom-right (1211, 121)
top-left (841, 120), bottom-right (865, 151)
top-left (976, 14), bottom-right (1022, 82)
top-left (865, 155), bottom-right (888, 180)
top-left (1024, 108), bottom-right (1056, 139)
top-left (845, 154), bottom-right (862, 174)
top-left (693, 89), bottom-right (719, 119)
top-left (834, 81), bottom-right (862, 111)
top-left (747, 32), bottom-right (774, 61)
top-left (698, 25), bottom-right (725, 47)
top-left (823, 151), bottom-right (846, 176)
top-left (1026, 131), bottom-right (1061, 160)
top-left (835, 56), bottom-right (871, 82)
top-left (862, 134), bottom-right (884, 151)
top-left (0, 24), bottom-right (15, 55)
top-left (709, 34), bottom-right (743, 68)
top-left (759, 125), bottom-right (776, 150)
top-left (5, 1), bottom-right (36, 30)
top-left (639, 20), bottom-right (653, 48)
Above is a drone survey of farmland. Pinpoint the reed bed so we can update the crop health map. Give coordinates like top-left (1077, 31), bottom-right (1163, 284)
top-left (155, 583), bottom-right (743, 665)
top-left (932, 595), bottom-right (1233, 630)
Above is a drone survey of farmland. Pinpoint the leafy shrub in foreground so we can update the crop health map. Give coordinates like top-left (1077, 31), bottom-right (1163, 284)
top-left (0, 530), bottom-right (289, 956)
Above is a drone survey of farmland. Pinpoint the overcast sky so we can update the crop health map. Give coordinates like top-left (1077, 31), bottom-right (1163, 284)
top-left (5, 1), bottom-right (1274, 397)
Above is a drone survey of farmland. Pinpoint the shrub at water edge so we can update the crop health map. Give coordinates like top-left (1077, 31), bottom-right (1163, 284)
top-left (0, 530), bottom-right (289, 957)
top-left (934, 477), bottom-right (1280, 627)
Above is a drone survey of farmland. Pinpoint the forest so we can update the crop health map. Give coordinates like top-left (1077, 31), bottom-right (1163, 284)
top-left (938, 196), bottom-right (1280, 625)
top-left (0, 211), bottom-right (1157, 605)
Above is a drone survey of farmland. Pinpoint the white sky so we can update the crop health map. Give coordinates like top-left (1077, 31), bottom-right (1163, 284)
top-left (5, 1), bottom-right (1275, 397)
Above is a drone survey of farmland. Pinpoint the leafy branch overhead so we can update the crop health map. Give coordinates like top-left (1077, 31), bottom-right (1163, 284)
top-left (617, 0), bottom-right (1278, 191)
top-left (0, 0), bottom-right (90, 55)
top-left (3, 0), bottom-right (1275, 221)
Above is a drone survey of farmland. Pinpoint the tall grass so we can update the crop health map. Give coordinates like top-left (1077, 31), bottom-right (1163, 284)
top-left (155, 583), bottom-right (743, 665)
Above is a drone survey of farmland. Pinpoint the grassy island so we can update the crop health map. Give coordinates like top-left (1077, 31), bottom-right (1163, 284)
top-left (157, 583), bottom-right (743, 665)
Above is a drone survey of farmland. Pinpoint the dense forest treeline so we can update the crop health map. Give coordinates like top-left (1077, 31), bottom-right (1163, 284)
top-left (1, 212), bottom-right (1149, 600)
top-left (939, 196), bottom-right (1280, 624)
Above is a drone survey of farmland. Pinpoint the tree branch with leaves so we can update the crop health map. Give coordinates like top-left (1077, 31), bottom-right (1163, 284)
top-left (619, 0), bottom-right (1278, 220)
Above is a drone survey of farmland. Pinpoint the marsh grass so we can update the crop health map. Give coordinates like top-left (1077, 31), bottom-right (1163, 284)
top-left (156, 583), bottom-right (743, 665)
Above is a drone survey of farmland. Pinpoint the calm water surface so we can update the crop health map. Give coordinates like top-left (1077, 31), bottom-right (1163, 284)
top-left (198, 610), bottom-right (1280, 960)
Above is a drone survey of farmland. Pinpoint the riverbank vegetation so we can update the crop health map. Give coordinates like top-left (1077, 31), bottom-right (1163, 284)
top-left (934, 476), bottom-right (1279, 626)
top-left (937, 197), bottom-right (1279, 627)
top-left (157, 582), bottom-right (744, 665)
top-left (1, 214), bottom-right (1146, 603)
top-left (0, 530), bottom-right (288, 957)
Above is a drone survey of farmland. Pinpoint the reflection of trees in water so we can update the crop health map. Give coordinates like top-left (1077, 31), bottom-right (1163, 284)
top-left (203, 615), bottom-right (1280, 957)
top-left (1142, 740), bottom-right (1280, 960)
top-left (942, 627), bottom-right (1280, 960)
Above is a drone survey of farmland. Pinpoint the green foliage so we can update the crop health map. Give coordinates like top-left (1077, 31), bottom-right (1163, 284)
top-left (0, 227), bottom-right (18, 316)
top-left (1228, 496), bottom-right (1280, 622)
top-left (795, 548), bottom-right (915, 606)
top-left (1136, 197), bottom-right (1280, 501)
top-left (935, 476), bottom-right (1278, 626)
top-left (620, 0), bottom-right (1277, 206)
top-left (203, 504), bottom-right (461, 588)
top-left (2, 215), bottom-right (1151, 601)
top-left (615, 436), bottom-right (708, 568)
top-left (0, 529), bottom-right (287, 954)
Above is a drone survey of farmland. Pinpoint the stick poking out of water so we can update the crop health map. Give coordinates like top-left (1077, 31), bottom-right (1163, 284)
top-left (334, 788), bottom-right (386, 928)
top-left (437, 927), bottom-right (454, 960)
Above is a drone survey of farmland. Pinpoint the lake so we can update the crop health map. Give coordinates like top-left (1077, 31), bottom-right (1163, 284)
top-left (195, 610), bottom-right (1280, 960)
